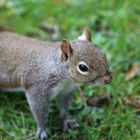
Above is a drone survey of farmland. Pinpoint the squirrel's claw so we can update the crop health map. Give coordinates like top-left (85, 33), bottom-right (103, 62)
top-left (63, 117), bottom-right (80, 131)
top-left (36, 128), bottom-right (48, 140)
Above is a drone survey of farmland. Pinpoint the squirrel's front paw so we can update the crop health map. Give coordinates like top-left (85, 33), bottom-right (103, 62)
top-left (36, 128), bottom-right (48, 140)
top-left (63, 116), bottom-right (80, 131)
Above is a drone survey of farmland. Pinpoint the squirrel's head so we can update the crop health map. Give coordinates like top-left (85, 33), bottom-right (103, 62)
top-left (60, 27), bottom-right (112, 85)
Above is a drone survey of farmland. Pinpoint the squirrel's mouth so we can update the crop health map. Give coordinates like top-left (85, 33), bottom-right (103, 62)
top-left (88, 76), bottom-right (101, 84)
top-left (89, 73), bottom-right (112, 85)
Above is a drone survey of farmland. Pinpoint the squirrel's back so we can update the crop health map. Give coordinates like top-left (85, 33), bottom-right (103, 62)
top-left (0, 32), bottom-right (61, 66)
top-left (0, 32), bottom-right (62, 88)
top-left (0, 31), bottom-right (60, 51)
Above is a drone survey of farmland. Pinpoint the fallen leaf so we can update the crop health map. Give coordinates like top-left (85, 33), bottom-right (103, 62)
top-left (0, 25), bottom-right (14, 32)
top-left (87, 94), bottom-right (110, 107)
top-left (125, 63), bottom-right (139, 80)
top-left (40, 21), bottom-right (60, 40)
top-left (98, 136), bottom-right (105, 140)
top-left (53, 0), bottom-right (61, 4)
top-left (124, 98), bottom-right (140, 109)
top-left (133, 109), bottom-right (140, 114)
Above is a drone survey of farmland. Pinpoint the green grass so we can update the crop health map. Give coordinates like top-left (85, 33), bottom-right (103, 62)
top-left (0, 0), bottom-right (140, 139)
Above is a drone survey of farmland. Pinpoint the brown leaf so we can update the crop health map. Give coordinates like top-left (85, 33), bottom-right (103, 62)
top-left (125, 63), bottom-right (139, 80)
top-left (124, 98), bottom-right (140, 109)
top-left (98, 136), bottom-right (106, 140)
top-left (87, 94), bottom-right (110, 107)
top-left (133, 109), bottom-right (140, 114)
top-left (40, 21), bottom-right (60, 40)
top-left (0, 25), bottom-right (14, 32)
top-left (53, 0), bottom-right (61, 4)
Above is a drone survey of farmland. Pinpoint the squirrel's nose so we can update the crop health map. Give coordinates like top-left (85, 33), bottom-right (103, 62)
top-left (103, 72), bottom-right (112, 84)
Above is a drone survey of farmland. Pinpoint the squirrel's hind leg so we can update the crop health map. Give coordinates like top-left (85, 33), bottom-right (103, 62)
top-left (57, 90), bottom-right (80, 131)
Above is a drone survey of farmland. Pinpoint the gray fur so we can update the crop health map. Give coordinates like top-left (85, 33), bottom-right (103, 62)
top-left (0, 30), bottom-right (112, 140)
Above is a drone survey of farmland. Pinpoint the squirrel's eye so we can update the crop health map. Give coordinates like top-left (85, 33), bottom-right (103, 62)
top-left (77, 61), bottom-right (89, 75)
top-left (79, 64), bottom-right (88, 72)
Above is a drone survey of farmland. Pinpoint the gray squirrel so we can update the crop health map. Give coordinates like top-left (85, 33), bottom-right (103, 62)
top-left (0, 27), bottom-right (112, 140)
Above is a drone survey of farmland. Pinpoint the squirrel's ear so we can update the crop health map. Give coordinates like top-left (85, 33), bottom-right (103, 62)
top-left (60, 39), bottom-right (73, 61)
top-left (78, 27), bottom-right (92, 42)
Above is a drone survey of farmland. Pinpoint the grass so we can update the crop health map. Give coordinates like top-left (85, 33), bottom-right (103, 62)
top-left (0, 0), bottom-right (140, 139)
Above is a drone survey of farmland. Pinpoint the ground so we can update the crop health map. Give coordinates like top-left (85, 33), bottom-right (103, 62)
top-left (0, 0), bottom-right (140, 140)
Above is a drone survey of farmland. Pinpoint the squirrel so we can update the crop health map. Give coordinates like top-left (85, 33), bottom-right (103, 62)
top-left (0, 27), bottom-right (112, 140)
